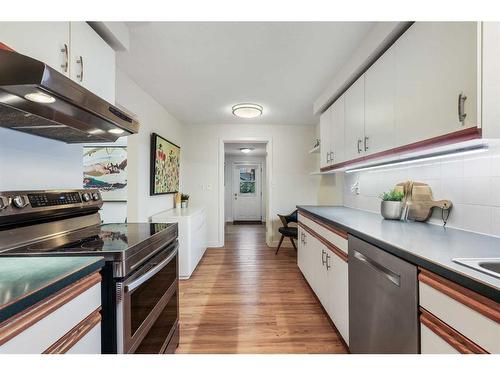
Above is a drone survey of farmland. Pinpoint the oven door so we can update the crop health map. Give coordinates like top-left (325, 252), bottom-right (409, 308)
top-left (116, 240), bottom-right (178, 354)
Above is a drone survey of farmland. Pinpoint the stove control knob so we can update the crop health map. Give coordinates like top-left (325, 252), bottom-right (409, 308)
top-left (82, 193), bottom-right (91, 202)
top-left (0, 196), bottom-right (10, 210)
top-left (92, 192), bottom-right (100, 201)
top-left (12, 195), bottom-right (28, 208)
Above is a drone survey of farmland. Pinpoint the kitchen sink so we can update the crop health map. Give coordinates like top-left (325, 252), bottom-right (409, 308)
top-left (452, 258), bottom-right (500, 279)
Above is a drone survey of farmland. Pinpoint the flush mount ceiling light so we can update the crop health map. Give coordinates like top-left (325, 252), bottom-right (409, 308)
top-left (24, 91), bottom-right (56, 104)
top-left (240, 148), bottom-right (254, 154)
top-left (232, 103), bottom-right (263, 119)
top-left (108, 128), bottom-right (125, 135)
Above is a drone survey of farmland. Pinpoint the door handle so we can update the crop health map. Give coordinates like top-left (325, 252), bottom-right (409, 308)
top-left (321, 250), bottom-right (326, 266)
top-left (330, 151), bottom-right (334, 163)
top-left (458, 92), bottom-right (467, 125)
top-left (326, 253), bottom-right (331, 270)
top-left (353, 250), bottom-right (401, 287)
top-left (357, 139), bottom-right (362, 154)
top-left (364, 136), bottom-right (369, 152)
top-left (76, 55), bottom-right (84, 82)
top-left (60, 43), bottom-right (68, 73)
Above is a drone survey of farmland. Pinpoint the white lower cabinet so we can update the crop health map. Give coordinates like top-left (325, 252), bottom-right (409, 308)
top-left (420, 324), bottom-right (459, 354)
top-left (326, 250), bottom-right (349, 345)
top-left (151, 206), bottom-right (207, 279)
top-left (0, 273), bottom-right (102, 354)
top-left (298, 218), bottom-right (349, 346)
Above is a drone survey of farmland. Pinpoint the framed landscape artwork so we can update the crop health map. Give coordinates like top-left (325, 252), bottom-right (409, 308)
top-left (83, 146), bottom-right (127, 201)
top-left (150, 133), bottom-right (180, 195)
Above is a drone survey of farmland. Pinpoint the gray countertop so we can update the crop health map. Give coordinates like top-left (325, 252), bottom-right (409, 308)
top-left (0, 256), bottom-right (104, 323)
top-left (297, 205), bottom-right (500, 302)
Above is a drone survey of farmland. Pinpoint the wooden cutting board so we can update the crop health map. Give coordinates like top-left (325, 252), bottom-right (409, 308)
top-left (396, 181), bottom-right (452, 221)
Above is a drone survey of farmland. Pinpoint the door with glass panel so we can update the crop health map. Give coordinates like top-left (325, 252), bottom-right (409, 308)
top-left (232, 163), bottom-right (262, 221)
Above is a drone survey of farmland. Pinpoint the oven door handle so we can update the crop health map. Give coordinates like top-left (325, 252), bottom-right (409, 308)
top-left (124, 247), bottom-right (178, 293)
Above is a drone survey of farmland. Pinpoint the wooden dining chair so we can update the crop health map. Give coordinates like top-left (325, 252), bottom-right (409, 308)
top-left (275, 209), bottom-right (298, 255)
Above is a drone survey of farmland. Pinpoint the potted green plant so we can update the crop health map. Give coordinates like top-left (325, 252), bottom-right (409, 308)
top-left (180, 193), bottom-right (190, 208)
top-left (379, 189), bottom-right (404, 220)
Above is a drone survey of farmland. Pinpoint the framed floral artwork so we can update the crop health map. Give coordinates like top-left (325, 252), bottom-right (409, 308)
top-left (150, 133), bottom-right (180, 195)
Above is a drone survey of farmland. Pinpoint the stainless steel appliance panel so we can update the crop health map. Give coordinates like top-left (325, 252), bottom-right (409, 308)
top-left (348, 235), bottom-right (419, 354)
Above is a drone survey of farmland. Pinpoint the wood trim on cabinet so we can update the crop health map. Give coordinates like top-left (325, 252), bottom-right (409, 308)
top-left (298, 210), bottom-right (348, 240)
top-left (418, 268), bottom-right (500, 324)
top-left (0, 272), bottom-right (102, 346)
top-left (43, 307), bottom-right (101, 354)
top-left (320, 126), bottom-right (482, 172)
top-left (420, 307), bottom-right (488, 354)
top-left (298, 221), bottom-right (348, 263)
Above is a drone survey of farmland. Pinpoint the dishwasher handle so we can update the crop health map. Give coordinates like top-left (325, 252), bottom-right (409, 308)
top-left (353, 250), bottom-right (401, 287)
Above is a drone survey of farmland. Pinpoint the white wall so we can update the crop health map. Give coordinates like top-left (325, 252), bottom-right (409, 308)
top-left (0, 129), bottom-right (83, 191)
top-left (182, 124), bottom-right (318, 247)
top-left (224, 154), bottom-right (266, 222)
top-left (342, 142), bottom-right (500, 237)
top-left (116, 69), bottom-right (184, 222)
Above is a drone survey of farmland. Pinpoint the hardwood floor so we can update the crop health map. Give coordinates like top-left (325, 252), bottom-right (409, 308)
top-left (176, 223), bottom-right (348, 354)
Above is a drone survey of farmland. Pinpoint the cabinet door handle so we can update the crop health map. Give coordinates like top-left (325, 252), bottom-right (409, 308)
top-left (330, 151), bottom-right (334, 163)
top-left (364, 136), bottom-right (369, 151)
top-left (326, 253), bottom-right (331, 270)
top-left (303, 233), bottom-right (307, 245)
top-left (321, 249), bottom-right (326, 265)
top-left (357, 139), bottom-right (362, 154)
top-left (60, 44), bottom-right (68, 73)
top-left (458, 92), bottom-right (467, 125)
top-left (76, 55), bottom-right (84, 82)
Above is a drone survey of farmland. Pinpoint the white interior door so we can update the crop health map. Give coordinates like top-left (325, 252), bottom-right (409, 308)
top-left (233, 164), bottom-right (262, 221)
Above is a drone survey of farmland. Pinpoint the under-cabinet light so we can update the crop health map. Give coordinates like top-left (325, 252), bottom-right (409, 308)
top-left (344, 145), bottom-right (489, 174)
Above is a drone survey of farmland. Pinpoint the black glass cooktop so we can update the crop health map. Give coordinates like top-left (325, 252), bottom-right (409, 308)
top-left (7, 222), bottom-right (176, 254)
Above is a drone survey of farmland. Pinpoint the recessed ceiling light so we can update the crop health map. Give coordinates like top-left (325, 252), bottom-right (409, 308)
top-left (232, 103), bottom-right (263, 119)
top-left (108, 128), bottom-right (125, 134)
top-left (24, 92), bottom-right (56, 104)
top-left (240, 148), bottom-right (254, 154)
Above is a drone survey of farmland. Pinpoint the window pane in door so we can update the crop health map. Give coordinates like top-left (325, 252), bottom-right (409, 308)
top-left (239, 168), bottom-right (255, 182)
top-left (240, 181), bottom-right (256, 194)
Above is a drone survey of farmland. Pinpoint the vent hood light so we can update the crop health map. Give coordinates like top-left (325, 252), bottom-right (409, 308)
top-left (344, 145), bottom-right (489, 174)
top-left (232, 103), bottom-right (263, 119)
top-left (108, 128), bottom-right (125, 135)
top-left (24, 92), bottom-right (55, 104)
top-left (240, 148), bottom-right (254, 154)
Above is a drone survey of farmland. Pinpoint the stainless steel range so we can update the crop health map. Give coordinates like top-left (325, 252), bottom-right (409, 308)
top-left (0, 189), bottom-right (179, 354)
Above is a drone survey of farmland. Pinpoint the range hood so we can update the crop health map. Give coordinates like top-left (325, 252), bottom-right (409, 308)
top-left (0, 47), bottom-right (139, 143)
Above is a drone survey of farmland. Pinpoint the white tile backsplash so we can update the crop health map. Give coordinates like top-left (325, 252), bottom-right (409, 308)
top-left (342, 146), bottom-right (500, 237)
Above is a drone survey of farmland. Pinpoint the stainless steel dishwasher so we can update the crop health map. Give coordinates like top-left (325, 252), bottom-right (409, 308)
top-left (348, 235), bottom-right (419, 353)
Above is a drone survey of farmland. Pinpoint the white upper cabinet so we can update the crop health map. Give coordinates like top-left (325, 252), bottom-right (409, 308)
top-left (344, 76), bottom-right (365, 161)
top-left (0, 22), bottom-right (70, 76)
top-left (319, 106), bottom-right (332, 169)
top-left (70, 22), bottom-right (116, 104)
top-left (364, 46), bottom-right (395, 155)
top-left (394, 22), bottom-right (478, 146)
top-left (330, 95), bottom-right (346, 164)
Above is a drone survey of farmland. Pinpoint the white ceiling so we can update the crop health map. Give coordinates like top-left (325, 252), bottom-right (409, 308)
top-left (117, 22), bottom-right (375, 126)
top-left (224, 142), bottom-right (267, 156)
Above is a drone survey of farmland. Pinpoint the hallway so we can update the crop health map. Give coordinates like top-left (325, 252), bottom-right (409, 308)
top-left (176, 223), bottom-right (347, 353)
